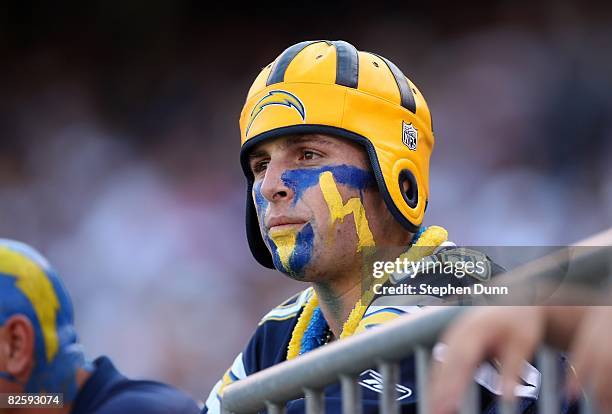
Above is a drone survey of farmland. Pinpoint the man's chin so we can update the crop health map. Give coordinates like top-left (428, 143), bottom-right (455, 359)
top-left (276, 263), bottom-right (340, 285)
top-left (272, 260), bottom-right (325, 283)
top-left (275, 265), bottom-right (312, 282)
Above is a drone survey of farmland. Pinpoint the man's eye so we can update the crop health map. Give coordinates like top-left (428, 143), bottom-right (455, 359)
top-left (301, 150), bottom-right (320, 161)
top-left (253, 161), bottom-right (269, 174)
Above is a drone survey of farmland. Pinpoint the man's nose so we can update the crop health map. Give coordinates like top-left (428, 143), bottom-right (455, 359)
top-left (259, 161), bottom-right (294, 203)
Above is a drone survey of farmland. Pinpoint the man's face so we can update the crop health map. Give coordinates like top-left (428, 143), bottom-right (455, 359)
top-left (248, 133), bottom-right (409, 282)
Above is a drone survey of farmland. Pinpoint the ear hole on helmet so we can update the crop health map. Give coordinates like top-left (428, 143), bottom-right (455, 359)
top-left (399, 169), bottom-right (418, 209)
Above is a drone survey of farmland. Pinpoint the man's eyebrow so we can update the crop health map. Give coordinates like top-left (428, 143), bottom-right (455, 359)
top-left (249, 135), bottom-right (335, 159)
top-left (248, 150), bottom-right (268, 160)
top-left (285, 135), bottom-right (336, 147)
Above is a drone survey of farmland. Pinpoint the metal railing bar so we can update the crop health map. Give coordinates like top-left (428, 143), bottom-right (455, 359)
top-left (265, 401), bottom-right (286, 414)
top-left (499, 398), bottom-right (517, 414)
top-left (379, 361), bottom-right (400, 414)
top-left (222, 307), bottom-right (462, 413)
top-left (340, 374), bottom-right (362, 414)
top-left (459, 381), bottom-right (479, 414)
top-left (415, 346), bottom-right (430, 414)
top-left (580, 390), bottom-right (597, 414)
top-left (537, 347), bottom-right (560, 414)
top-left (304, 388), bottom-right (325, 414)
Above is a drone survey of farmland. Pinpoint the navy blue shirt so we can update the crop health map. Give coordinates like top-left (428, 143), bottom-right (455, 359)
top-left (71, 357), bottom-right (200, 414)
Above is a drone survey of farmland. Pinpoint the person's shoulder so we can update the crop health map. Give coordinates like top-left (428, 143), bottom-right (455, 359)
top-left (94, 380), bottom-right (200, 414)
top-left (202, 287), bottom-right (315, 410)
top-left (74, 357), bottom-right (200, 414)
top-left (257, 287), bottom-right (313, 326)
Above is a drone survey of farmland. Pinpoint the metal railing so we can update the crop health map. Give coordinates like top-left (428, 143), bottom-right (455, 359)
top-left (222, 228), bottom-right (612, 414)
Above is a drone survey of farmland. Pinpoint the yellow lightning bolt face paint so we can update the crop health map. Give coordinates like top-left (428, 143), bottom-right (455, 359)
top-left (268, 227), bottom-right (298, 271)
top-left (254, 165), bottom-right (376, 276)
top-left (0, 246), bottom-right (60, 363)
top-left (319, 171), bottom-right (375, 251)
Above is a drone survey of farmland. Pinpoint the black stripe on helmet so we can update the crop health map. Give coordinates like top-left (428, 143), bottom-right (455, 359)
top-left (332, 40), bottom-right (359, 88)
top-left (374, 54), bottom-right (416, 113)
top-left (266, 41), bottom-right (319, 86)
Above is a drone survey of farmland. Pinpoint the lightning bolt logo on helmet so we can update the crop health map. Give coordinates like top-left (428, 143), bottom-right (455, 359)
top-left (245, 90), bottom-right (306, 136)
top-left (0, 239), bottom-right (86, 401)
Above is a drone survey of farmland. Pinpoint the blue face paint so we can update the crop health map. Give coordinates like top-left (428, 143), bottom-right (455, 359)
top-left (0, 240), bottom-right (86, 402)
top-left (255, 181), bottom-right (310, 276)
top-left (252, 165), bottom-right (373, 212)
top-left (253, 165), bottom-right (375, 277)
top-left (265, 223), bottom-right (314, 279)
top-left (281, 165), bottom-right (375, 205)
top-left (265, 223), bottom-right (315, 278)
top-left (289, 223), bottom-right (314, 272)
top-left (253, 181), bottom-right (268, 218)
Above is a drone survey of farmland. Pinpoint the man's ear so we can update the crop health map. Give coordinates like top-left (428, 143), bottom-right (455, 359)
top-left (3, 315), bottom-right (35, 379)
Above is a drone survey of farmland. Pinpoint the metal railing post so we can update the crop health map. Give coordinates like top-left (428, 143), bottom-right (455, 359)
top-left (304, 388), bottom-right (325, 414)
top-left (265, 401), bottom-right (286, 414)
top-left (459, 381), bottom-right (480, 414)
top-left (499, 398), bottom-right (517, 414)
top-left (415, 346), bottom-right (430, 414)
top-left (379, 361), bottom-right (400, 414)
top-left (340, 374), bottom-right (362, 414)
top-left (537, 347), bottom-right (560, 414)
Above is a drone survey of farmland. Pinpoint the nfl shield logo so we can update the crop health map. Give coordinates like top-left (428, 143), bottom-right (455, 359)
top-left (402, 122), bottom-right (418, 151)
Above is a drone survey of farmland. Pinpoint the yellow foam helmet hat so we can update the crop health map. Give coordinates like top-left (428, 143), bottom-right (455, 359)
top-left (240, 40), bottom-right (434, 268)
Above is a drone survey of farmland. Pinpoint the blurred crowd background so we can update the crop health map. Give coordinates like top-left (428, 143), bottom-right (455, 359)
top-left (1, 0), bottom-right (611, 401)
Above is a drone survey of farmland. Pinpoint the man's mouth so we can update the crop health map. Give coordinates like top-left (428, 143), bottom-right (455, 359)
top-left (266, 216), bottom-right (307, 233)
